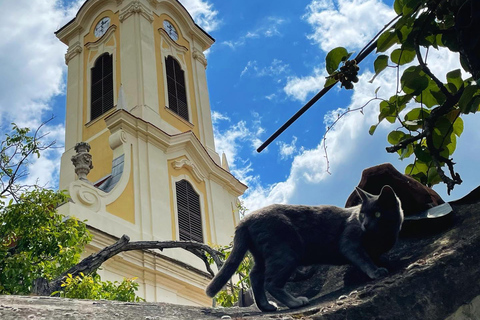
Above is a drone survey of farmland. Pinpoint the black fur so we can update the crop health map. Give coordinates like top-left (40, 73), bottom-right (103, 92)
top-left (206, 185), bottom-right (403, 312)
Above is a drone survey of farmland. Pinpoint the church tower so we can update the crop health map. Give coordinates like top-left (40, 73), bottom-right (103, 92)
top-left (56, 0), bottom-right (246, 305)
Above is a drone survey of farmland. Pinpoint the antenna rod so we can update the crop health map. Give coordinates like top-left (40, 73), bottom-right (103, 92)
top-left (256, 39), bottom-right (378, 153)
top-left (256, 83), bottom-right (335, 153)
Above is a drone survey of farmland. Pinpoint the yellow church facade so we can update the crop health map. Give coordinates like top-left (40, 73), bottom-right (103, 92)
top-left (56, 0), bottom-right (246, 306)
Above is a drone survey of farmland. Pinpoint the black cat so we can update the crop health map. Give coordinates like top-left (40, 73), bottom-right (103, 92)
top-left (206, 185), bottom-right (403, 312)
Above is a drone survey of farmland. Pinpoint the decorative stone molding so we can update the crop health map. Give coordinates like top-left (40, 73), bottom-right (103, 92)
top-left (172, 159), bottom-right (205, 182)
top-left (65, 42), bottom-right (83, 64)
top-left (85, 25), bottom-right (117, 50)
top-left (109, 129), bottom-right (127, 150)
top-left (75, 186), bottom-right (102, 212)
top-left (146, 0), bottom-right (158, 9)
top-left (71, 142), bottom-right (93, 183)
top-left (119, 0), bottom-right (154, 23)
top-left (192, 48), bottom-right (208, 68)
top-left (159, 29), bottom-right (188, 54)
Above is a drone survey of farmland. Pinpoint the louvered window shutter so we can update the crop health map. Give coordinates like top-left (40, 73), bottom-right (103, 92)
top-left (91, 53), bottom-right (114, 120)
top-left (176, 180), bottom-right (203, 242)
top-left (165, 56), bottom-right (189, 121)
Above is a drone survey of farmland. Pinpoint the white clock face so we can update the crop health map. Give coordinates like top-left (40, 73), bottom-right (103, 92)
top-left (94, 17), bottom-right (111, 38)
top-left (163, 20), bottom-right (178, 41)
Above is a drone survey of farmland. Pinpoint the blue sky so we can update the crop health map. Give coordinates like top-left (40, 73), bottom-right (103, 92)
top-left (0, 0), bottom-right (479, 212)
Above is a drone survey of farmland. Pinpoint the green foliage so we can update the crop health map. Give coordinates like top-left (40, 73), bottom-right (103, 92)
top-left (207, 242), bottom-right (253, 307)
top-left (53, 272), bottom-right (144, 302)
top-left (324, 0), bottom-right (480, 191)
top-left (0, 187), bottom-right (92, 294)
top-left (0, 122), bottom-right (142, 303)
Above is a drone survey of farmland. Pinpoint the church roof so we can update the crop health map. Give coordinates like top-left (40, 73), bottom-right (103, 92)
top-left (55, 0), bottom-right (215, 42)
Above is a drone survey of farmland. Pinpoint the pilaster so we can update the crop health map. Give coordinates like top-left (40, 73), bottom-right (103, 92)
top-left (191, 47), bottom-right (219, 164)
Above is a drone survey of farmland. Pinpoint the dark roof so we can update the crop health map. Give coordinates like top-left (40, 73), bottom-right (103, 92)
top-left (55, 0), bottom-right (215, 42)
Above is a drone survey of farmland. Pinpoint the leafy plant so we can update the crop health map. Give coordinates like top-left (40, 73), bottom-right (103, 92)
top-left (53, 272), bottom-right (144, 302)
top-left (324, 0), bottom-right (480, 194)
top-left (0, 187), bottom-right (91, 295)
top-left (207, 242), bottom-right (253, 307)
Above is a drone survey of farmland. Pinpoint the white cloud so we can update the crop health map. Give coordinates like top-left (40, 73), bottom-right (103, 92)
top-left (304, 0), bottom-right (396, 52)
top-left (0, 0), bottom-right (82, 189)
top-left (222, 16), bottom-right (286, 49)
top-left (179, 0), bottom-right (220, 32)
top-left (211, 110), bottom-right (230, 124)
top-left (241, 59), bottom-right (290, 79)
top-left (212, 112), bottom-right (265, 187)
top-left (284, 67), bottom-right (328, 102)
top-left (277, 136), bottom-right (299, 160)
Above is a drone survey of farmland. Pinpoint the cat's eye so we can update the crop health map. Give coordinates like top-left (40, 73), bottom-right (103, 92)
top-left (375, 212), bottom-right (381, 218)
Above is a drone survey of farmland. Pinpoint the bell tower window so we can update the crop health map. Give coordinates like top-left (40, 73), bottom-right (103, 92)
top-left (165, 56), bottom-right (189, 121)
top-left (176, 179), bottom-right (203, 242)
top-left (91, 53), bottom-right (114, 120)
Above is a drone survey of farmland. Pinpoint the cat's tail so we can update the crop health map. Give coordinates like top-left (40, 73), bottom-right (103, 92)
top-left (205, 225), bottom-right (250, 297)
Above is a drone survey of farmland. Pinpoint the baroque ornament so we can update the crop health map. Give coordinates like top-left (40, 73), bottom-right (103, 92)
top-left (71, 142), bottom-right (93, 183)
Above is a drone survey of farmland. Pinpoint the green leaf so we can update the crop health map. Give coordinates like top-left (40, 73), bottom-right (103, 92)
top-left (390, 47), bottom-right (416, 65)
top-left (369, 125), bottom-right (378, 135)
top-left (427, 167), bottom-right (442, 186)
top-left (388, 130), bottom-right (406, 145)
top-left (402, 0), bottom-right (422, 15)
top-left (377, 31), bottom-right (399, 53)
top-left (324, 76), bottom-right (338, 88)
top-left (445, 111), bottom-right (464, 137)
top-left (325, 47), bottom-right (349, 75)
top-left (370, 55), bottom-right (389, 83)
top-left (401, 66), bottom-right (429, 95)
top-left (400, 144), bottom-right (414, 160)
top-left (459, 84), bottom-right (480, 114)
top-left (374, 55), bottom-right (389, 75)
top-left (414, 145), bottom-right (432, 163)
top-left (446, 69), bottom-right (463, 92)
top-left (415, 79), bottom-right (446, 108)
top-left (394, 0), bottom-right (404, 15)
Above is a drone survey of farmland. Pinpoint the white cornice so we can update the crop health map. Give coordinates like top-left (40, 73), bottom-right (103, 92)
top-left (65, 41), bottom-right (83, 64)
top-left (119, 0), bottom-right (154, 23)
top-left (192, 48), bottom-right (207, 68)
top-left (104, 110), bottom-right (247, 196)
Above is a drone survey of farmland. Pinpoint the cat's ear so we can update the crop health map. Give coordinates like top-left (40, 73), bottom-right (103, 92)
top-left (355, 187), bottom-right (373, 203)
top-left (378, 185), bottom-right (398, 206)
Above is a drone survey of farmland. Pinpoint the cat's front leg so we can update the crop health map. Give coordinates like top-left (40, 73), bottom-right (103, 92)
top-left (340, 227), bottom-right (389, 280)
top-left (342, 245), bottom-right (388, 279)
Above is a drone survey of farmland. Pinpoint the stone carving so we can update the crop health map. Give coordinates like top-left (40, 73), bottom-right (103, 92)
top-left (193, 48), bottom-right (208, 68)
top-left (172, 158), bottom-right (205, 182)
top-left (119, 0), bottom-right (154, 23)
top-left (65, 42), bottom-right (82, 64)
top-left (71, 142), bottom-right (93, 183)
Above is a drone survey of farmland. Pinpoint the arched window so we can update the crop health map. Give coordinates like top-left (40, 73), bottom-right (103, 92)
top-left (165, 56), bottom-right (189, 121)
top-left (176, 179), bottom-right (203, 242)
top-left (91, 53), bottom-right (114, 120)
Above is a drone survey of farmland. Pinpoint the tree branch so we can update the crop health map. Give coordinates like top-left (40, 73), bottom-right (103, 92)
top-left (386, 131), bottom-right (427, 153)
top-left (32, 235), bottom-right (225, 296)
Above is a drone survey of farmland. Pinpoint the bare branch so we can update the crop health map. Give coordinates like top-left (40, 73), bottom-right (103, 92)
top-left (32, 235), bottom-right (225, 296)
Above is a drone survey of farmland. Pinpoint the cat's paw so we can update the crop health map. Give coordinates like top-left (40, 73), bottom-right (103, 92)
top-left (287, 296), bottom-right (310, 309)
top-left (258, 302), bottom-right (277, 312)
top-left (370, 267), bottom-right (388, 279)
